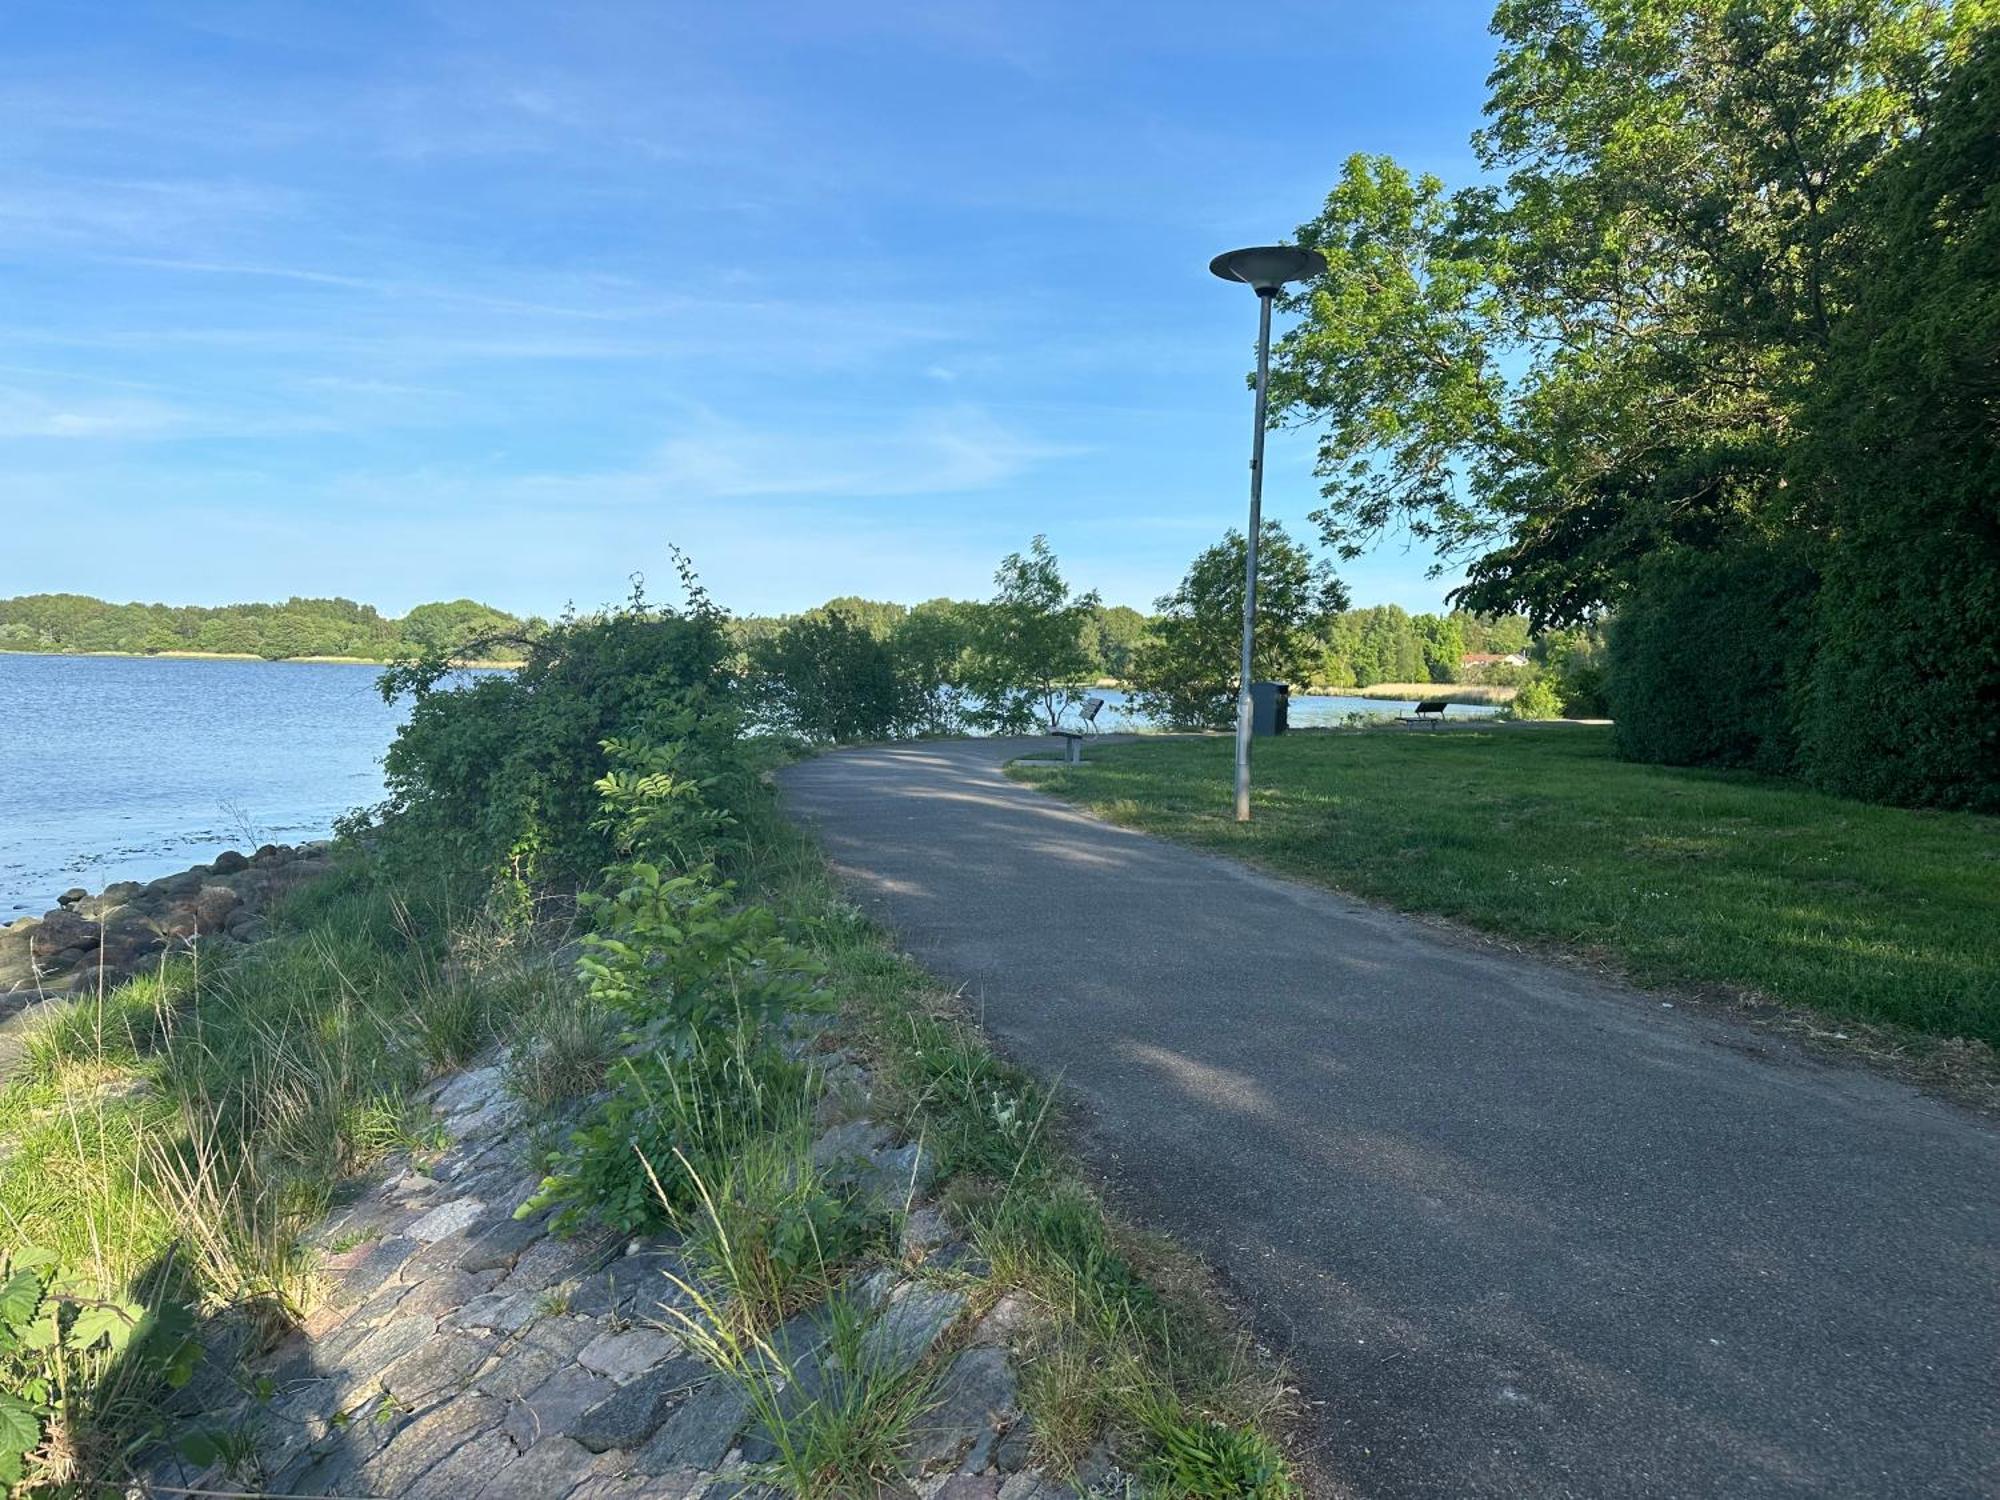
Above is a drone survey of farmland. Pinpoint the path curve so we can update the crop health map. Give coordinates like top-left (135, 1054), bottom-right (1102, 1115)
top-left (779, 737), bottom-right (1999, 1500)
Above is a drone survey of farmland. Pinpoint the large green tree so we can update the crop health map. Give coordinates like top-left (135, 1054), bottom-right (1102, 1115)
top-left (1082, 604), bottom-right (1151, 681)
top-left (1270, 0), bottom-right (1989, 626)
top-left (1130, 523), bottom-right (1347, 729)
top-left (964, 536), bottom-right (1101, 732)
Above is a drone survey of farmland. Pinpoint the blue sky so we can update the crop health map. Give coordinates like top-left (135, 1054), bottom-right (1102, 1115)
top-left (1, 1), bottom-right (1498, 618)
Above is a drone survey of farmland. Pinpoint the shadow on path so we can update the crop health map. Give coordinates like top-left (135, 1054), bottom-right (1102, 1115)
top-left (779, 737), bottom-right (2000, 1500)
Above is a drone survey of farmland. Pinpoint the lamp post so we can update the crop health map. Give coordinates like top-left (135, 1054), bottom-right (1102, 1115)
top-left (1209, 244), bottom-right (1326, 823)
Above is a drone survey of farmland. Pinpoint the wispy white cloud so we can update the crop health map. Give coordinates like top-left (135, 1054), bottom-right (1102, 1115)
top-left (642, 405), bottom-right (1076, 500)
top-left (0, 387), bottom-right (189, 439)
top-left (314, 403), bottom-right (1075, 511)
top-left (0, 175), bottom-right (302, 251)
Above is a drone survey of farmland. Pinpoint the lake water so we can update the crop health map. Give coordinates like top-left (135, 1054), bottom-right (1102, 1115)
top-left (0, 655), bottom-right (1500, 919)
top-left (0, 654), bottom-right (412, 917)
top-left (1087, 687), bottom-right (1499, 732)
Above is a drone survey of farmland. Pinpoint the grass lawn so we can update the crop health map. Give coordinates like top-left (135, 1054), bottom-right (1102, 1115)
top-left (1012, 725), bottom-right (2000, 1049)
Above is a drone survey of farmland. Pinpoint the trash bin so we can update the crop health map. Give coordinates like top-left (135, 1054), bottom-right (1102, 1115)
top-left (1250, 681), bottom-right (1289, 737)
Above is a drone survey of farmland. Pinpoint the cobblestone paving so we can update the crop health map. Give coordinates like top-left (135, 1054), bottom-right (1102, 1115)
top-left (137, 1055), bottom-right (1081, 1499)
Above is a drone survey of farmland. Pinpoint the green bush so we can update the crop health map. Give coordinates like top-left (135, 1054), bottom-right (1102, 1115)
top-left (1605, 543), bottom-right (1818, 775)
top-left (1131, 523), bottom-right (1344, 730)
top-left (1792, 36), bottom-right (2000, 812)
top-left (368, 573), bottom-right (741, 887)
top-left (751, 610), bottom-right (907, 743)
top-left (520, 737), bottom-right (824, 1235)
top-left (1509, 674), bottom-right (1563, 720)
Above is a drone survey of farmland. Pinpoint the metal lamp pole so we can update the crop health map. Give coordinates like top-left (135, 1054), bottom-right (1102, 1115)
top-left (1209, 245), bottom-right (1327, 823)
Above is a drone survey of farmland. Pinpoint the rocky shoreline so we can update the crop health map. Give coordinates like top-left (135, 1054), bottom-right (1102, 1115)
top-left (0, 841), bottom-right (335, 1015)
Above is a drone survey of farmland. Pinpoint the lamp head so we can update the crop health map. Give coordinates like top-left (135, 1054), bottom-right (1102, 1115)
top-left (1209, 244), bottom-right (1327, 296)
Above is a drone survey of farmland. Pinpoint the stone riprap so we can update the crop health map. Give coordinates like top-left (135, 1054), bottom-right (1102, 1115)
top-left (0, 841), bottom-right (334, 1016)
top-left (138, 1047), bottom-right (1071, 1498)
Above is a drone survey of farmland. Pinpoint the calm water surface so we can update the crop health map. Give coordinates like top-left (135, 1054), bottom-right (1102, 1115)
top-left (1090, 687), bottom-right (1499, 731)
top-left (0, 654), bottom-right (413, 916)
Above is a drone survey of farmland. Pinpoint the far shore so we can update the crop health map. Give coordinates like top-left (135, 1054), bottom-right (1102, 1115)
top-left (1336, 680), bottom-right (1518, 704)
top-left (1086, 677), bottom-right (1519, 705)
top-left (0, 646), bottom-right (526, 669)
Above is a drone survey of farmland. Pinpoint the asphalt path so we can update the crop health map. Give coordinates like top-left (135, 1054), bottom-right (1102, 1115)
top-left (779, 736), bottom-right (2000, 1499)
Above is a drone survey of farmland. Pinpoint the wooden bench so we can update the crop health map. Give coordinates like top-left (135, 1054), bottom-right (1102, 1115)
top-left (1052, 695), bottom-right (1106, 763)
top-left (1405, 699), bottom-right (1449, 727)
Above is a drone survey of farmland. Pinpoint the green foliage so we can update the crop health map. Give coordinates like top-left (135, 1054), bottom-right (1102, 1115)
top-left (398, 598), bottom-right (529, 657)
top-left (677, 1126), bottom-right (880, 1334)
top-left (669, 1280), bottom-right (939, 1500)
top-left (0, 1246), bottom-right (198, 1492)
top-left (810, 596), bottom-right (909, 640)
top-left (1274, 3), bottom-right (1984, 626)
top-left (889, 599), bottom-right (975, 734)
top-left (1538, 630), bottom-right (1610, 719)
top-left (1607, 543), bottom-right (1818, 774)
top-left (1321, 604), bottom-right (1428, 688)
top-left (1413, 612), bottom-right (1465, 684)
top-left (964, 536), bottom-right (1102, 732)
top-left (1130, 523), bottom-right (1346, 729)
top-left (1270, 3), bottom-right (1995, 810)
top-left (1792, 32), bottom-right (2000, 811)
top-left (1082, 603), bottom-right (1150, 681)
top-left (0, 592), bottom-right (531, 661)
top-left (522, 737), bottom-right (825, 1235)
top-left (752, 611), bottom-right (908, 743)
top-left (1509, 673), bottom-right (1564, 721)
top-left (522, 1037), bottom-right (812, 1236)
top-left (1137, 1405), bottom-right (1300, 1500)
top-left (369, 571), bottom-right (742, 887)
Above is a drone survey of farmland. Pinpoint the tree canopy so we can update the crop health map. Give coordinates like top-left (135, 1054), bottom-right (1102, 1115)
top-left (1131, 523), bottom-right (1348, 729)
top-left (1267, 0), bottom-right (1997, 808)
top-left (0, 593), bottom-right (534, 662)
top-left (963, 536), bottom-right (1103, 732)
top-left (1271, 0), bottom-right (1991, 627)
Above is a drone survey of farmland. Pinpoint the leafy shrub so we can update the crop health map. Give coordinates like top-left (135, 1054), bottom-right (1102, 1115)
top-left (367, 569), bottom-right (742, 888)
top-left (751, 611), bottom-right (908, 743)
top-left (520, 737), bottom-right (824, 1235)
top-left (1538, 630), bottom-right (1609, 718)
top-left (888, 601), bottom-right (974, 735)
top-left (1791, 36), bottom-right (2000, 812)
top-left (1605, 542), bottom-right (1818, 774)
top-left (0, 1246), bottom-right (197, 1492)
top-left (964, 537), bottom-right (1101, 733)
top-left (1509, 673), bottom-right (1563, 720)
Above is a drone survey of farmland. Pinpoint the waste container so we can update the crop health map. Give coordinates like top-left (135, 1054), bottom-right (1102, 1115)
top-left (1250, 681), bottom-right (1289, 737)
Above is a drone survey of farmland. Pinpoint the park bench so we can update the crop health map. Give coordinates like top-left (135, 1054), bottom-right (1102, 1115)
top-left (1406, 699), bottom-right (1449, 726)
top-left (1052, 695), bottom-right (1106, 763)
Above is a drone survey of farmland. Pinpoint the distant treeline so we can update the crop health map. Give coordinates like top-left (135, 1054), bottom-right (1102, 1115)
top-left (0, 593), bottom-right (536, 662)
top-left (734, 594), bottom-right (1536, 690)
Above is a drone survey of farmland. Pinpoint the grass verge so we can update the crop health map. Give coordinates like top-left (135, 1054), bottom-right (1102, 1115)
top-left (739, 810), bottom-right (1301, 1495)
top-left (1011, 724), bottom-right (2000, 1054)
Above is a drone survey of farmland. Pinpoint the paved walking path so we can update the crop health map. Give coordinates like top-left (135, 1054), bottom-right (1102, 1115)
top-left (779, 738), bottom-right (2000, 1500)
